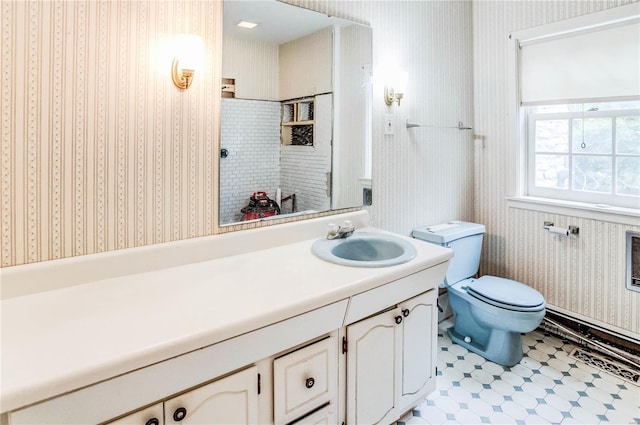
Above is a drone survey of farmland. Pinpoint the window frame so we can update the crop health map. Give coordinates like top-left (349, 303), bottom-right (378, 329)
top-left (507, 3), bottom-right (640, 214)
top-left (525, 104), bottom-right (640, 209)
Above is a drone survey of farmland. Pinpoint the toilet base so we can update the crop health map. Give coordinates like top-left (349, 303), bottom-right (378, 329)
top-left (448, 326), bottom-right (524, 367)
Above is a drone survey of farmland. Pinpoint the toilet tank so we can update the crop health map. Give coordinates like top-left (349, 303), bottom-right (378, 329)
top-left (412, 221), bottom-right (485, 285)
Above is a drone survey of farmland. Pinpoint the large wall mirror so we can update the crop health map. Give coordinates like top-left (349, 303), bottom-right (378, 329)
top-left (220, 0), bottom-right (372, 226)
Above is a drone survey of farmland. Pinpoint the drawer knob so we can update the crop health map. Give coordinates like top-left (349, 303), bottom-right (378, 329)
top-left (173, 407), bottom-right (187, 422)
top-left (305, 377), bottom-right (315, 389)
top-left (395, 315), bottom-right (403, 324)
top-left (402, 308), bottom-right (410, 317)
top-left (145, 419), bottom-right (160, 425)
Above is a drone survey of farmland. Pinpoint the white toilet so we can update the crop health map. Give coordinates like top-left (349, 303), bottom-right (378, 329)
top-left (412, 221), bottom-right (545, 366)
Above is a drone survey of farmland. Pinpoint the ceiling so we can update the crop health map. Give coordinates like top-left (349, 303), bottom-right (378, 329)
top-left (223, 0), bottom-right (351, 44)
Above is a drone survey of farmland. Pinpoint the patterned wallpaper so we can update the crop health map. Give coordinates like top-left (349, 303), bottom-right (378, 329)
top-left (222, 34), bottom-right (279, 101)
top-left (2, 0), bottom-right (476, 266)
top-left (472, 0), bottom-right (640, 338)
top-left (3, 0), bottom-right (636, 337)
top-left (508, 207), bottom-right (640, 337)
top-left (286, 0), bottom-right (476, 235)
top-left (2, 0), bottom-right (222, 266)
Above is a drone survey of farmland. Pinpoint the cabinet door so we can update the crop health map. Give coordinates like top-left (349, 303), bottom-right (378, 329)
top-left (104, 404), bottom-right (164, 425)
top-left (346, 308), bottom-right (401, 425)
top-left (398, 290), bottom-right (437, 412)
top-left (164, 366), bottom-right (258, 425)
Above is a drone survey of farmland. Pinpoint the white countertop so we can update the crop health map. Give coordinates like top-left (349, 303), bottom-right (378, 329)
top-left (0, 213), bottom-right (452, 414)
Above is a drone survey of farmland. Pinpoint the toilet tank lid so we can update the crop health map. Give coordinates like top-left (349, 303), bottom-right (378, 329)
top-left (412, 221), bottom-right (485, 244)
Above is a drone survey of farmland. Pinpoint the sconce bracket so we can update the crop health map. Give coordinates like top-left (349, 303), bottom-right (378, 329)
top-left (172, 59), bottom-right (194, 90)
top-left (384, 86), bottom-right (395, 106)
top-left (384, 86), bottom-right (404, 106)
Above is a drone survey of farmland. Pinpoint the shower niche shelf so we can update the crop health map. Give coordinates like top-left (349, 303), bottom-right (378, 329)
top-left (281, 98), bottom-right (314, 146)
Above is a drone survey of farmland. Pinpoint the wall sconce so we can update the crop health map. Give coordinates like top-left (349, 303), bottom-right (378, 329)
top-left (384, 71), bottom-right (408, 106)
top-left (171, 34), bottom-right (204, 90)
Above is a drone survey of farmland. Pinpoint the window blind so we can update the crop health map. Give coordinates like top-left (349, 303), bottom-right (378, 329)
top-left (519, 20), bottom-right (640, 105)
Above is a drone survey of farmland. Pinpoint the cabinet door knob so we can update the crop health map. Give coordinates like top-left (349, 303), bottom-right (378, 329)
top-left (402, 308), bottom-right (410, 317)
top-left (173, 407), bottom-right (187, 422)
top-left (145, 419), bottom-right (160, 425)
top-left (395, 315), bottom-right (403, 324)
top-left (305, 377), bottom-right (315, 389)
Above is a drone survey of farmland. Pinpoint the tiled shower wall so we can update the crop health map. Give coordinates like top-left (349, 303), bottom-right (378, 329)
top-left (472, 0), bottom-right (640, 338)
top-left (279, 94), bottom-right (333, 215)
top-left (219, 99), bottom-right (281, 224)
top-left (219, 96), bottom-right (332, 224)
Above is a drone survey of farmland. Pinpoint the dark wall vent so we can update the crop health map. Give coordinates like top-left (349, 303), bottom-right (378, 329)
top-left (626, 231), bottom-right (640, 293)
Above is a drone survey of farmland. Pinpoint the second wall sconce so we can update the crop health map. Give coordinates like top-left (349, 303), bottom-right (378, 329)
top-left (384, 71), bottom-right (408, 106)
top-left (172, 34), bottom-right (204, 90)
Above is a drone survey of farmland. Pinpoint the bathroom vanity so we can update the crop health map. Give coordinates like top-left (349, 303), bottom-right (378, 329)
top-left (0, 211), bottom-right (452, 425)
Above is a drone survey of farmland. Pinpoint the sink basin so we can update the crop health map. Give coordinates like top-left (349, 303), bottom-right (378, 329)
top-left (311, 232), bottom-right (417, 267)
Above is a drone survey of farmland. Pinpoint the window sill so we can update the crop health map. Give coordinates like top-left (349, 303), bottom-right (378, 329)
top-left (506, 196), bottom-right (640, 226)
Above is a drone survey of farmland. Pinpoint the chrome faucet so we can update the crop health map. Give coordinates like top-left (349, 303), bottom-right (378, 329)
top-left (326, 220), bottom-right (355, 240)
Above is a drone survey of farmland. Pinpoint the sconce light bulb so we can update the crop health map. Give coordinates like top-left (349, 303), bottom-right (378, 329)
top-left (382, 69), bottom-right (408, 106)
top-left (171, 34), bottom-right (203, 90)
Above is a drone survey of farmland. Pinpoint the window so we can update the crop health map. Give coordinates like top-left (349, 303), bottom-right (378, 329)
top-left (510, 4), bottom-right (640, 210)
top-left (527, 101), bottom-right (640, 208)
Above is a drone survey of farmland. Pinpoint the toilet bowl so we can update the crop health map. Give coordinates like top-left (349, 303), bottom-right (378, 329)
top-left (412, 222), bottom-right (546, 366)
top-left (446, 275), bottom-right (545, 366)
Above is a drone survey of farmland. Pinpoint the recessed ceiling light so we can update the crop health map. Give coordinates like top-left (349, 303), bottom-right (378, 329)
top-left (237, 21), bottom-right (258, 29)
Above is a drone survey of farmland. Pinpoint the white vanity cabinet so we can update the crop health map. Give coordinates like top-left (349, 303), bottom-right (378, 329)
top-left (345, 290), bottom-right (437, 425)
top-left (397, 291), bottom-right (437, 410)
top-left (273, 336), bottom-right (338, 425)
top-left (2, 216), bottom-right (452, 425)
top-left (163, 366), bottom-right (258, 425)
top-left (103, 366), bottom-right (258, 425)
top-left (104, 404), bottom-right (163, 425)
top-left (289, 405), bottom-right (334, 424)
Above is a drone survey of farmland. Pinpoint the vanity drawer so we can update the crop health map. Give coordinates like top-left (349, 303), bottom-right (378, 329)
top-left (273, 336), bottom-right (338, 425)
top-left (290, 404), bottom-right (336, 425)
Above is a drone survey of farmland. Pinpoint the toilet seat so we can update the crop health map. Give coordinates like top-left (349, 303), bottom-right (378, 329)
top-left (465, 276), bottom-right (545, 312)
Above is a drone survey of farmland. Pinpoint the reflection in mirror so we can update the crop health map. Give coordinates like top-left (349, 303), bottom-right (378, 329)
top-left (220, 0), bottom-right (372, 226)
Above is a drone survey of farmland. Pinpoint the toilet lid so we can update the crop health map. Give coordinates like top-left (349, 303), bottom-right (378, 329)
top-left (466, 276), bottom-right (545, 312)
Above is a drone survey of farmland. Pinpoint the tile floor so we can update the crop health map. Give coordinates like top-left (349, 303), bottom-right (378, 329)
top-left (400, 320), bottom-right (640, 425)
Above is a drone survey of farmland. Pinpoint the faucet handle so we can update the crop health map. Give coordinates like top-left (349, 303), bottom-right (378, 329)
top-left (343, 220), bottom-right (353, 228)
top-left (327, 223), bottom-right (338, 238)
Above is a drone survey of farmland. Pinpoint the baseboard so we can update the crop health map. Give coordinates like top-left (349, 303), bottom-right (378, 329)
top-left (540, 310), bottom-right (640, 369)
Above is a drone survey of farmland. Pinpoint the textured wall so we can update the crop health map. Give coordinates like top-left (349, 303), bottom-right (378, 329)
top-left (222, 35), bottom-right (279, 100)
top-left (279, 26), bottom-right (333, 101)
top-left (508, 207), bottom-right (640, 337)
top-left (286, 0), bottom-right (476, 235)
top-left (1, 0), bottom-right (475, 266)
top-left (472, 0), bottom-right (640, 338)
top-left (1, 0), bottom-right (222, 266)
